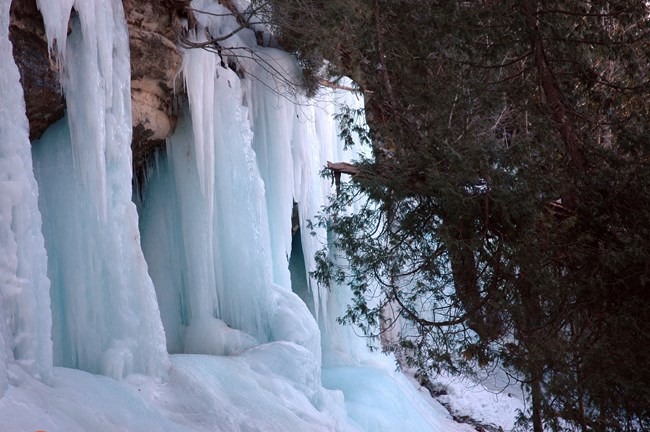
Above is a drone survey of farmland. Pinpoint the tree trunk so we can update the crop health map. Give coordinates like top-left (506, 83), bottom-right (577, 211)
top-left (523, 0), bottom-right (586, 174)
top-left (530, 373), bottom-right (544, 432)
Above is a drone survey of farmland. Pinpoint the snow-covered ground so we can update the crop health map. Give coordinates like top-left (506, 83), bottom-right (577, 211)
top-left (0, 349), bottom-right (487, 432)
top-left (428, 371), bottom-right (525, 431)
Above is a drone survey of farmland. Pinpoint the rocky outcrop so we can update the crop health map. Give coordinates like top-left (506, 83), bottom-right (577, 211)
top-left (8, 0), bottom-right (185, 169)
top-left (124, 0), bottom-right (184, 169)
top-left (9, 0), bottom-right (65, 141)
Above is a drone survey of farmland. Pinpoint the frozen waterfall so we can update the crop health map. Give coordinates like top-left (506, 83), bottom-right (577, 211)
top-left (0, 0), bottom-right (479, 430)
top-left (32, 0), bottom-right (169, 380)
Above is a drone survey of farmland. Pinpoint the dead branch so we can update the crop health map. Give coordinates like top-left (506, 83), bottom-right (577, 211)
top-left (318, 79), bottom-right (368, 93)
top-left (327, 161), bottom-right (359, 191)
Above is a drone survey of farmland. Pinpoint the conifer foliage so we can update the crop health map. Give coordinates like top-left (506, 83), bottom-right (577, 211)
top-left (267, 1), bottom-right (650, 430)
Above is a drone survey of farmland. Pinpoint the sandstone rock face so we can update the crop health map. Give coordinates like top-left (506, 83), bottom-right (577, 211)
top-left (124, 0), bottom-right (184, 169)
top-left (9, 0), bottom-right (65, 141)
top-left (9, 0), bottom-right (185, 168)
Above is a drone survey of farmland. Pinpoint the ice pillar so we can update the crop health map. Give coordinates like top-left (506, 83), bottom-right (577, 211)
top-left (0, 0), bottom-right (53, 395)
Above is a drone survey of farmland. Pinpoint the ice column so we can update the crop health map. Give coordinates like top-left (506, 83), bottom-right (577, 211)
top-left (31, 0), bottom-right (168, 379)
top-left (139, 2), bottom-right (321, 359)
top-left (0, 0), bottom-right (53, 395)
top-left (248, 51), bottom-right (300, 289)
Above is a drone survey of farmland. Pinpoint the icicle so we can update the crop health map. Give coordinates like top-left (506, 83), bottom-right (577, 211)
top-left (166, 106), bottom-right (220, 326)
top-left (0, 0), bottom-right (53, 394)
top-left (183, 37), bottom-right (216, 215)
top-left (35, 0), bottom-right (74, 60)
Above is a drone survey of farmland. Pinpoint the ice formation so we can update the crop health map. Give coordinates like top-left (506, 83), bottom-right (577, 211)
top-left (0, 0), bottom-right (52, 396)
top-left (31, 0), bottom-right (168, 380)
top-left (0, 0), bottom-right (507, 430)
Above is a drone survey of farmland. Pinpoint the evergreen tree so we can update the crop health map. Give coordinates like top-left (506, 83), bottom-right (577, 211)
top-left (268, 1), bottom-right (650, 430)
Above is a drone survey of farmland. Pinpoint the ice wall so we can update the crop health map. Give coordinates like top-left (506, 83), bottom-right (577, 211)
top-left (31, 0), bottom-right (168, 379)
top-left (0, 0), bottom-right (52, 395)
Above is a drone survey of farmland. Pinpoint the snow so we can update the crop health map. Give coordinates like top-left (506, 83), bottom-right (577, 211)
top-left (0, 0), bottom-right (522, 430)
top-left (431, 370), bottom-right (526, 431)
top-left (184, 318), bottom-right (258, 356)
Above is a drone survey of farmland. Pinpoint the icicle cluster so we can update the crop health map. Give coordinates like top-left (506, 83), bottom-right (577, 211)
top-left (32, 0), bottom-right (168, 379)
